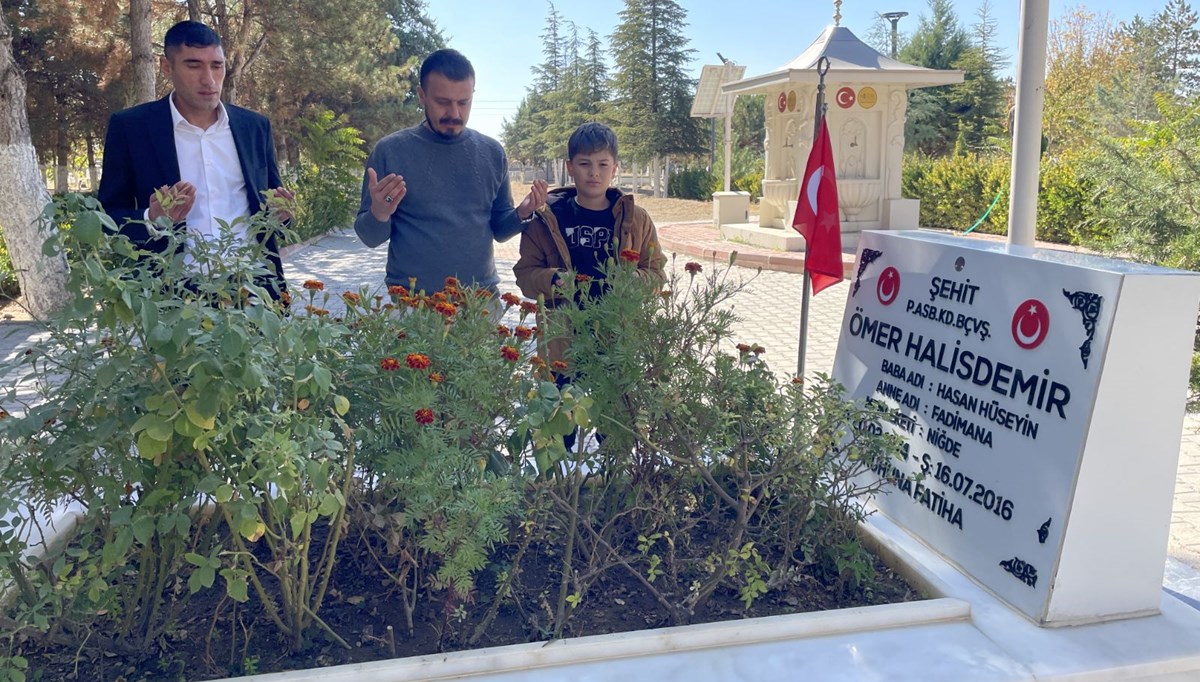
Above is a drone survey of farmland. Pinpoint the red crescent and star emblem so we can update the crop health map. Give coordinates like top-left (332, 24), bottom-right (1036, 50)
top-left (778, 92), bottom-right (788, 112)
top-left (1011, 299), bottom-right (1050, 349)
top-left (876, 267), bottom-right (900, 306)
top-left (836, 87), bottom-right (856, 109)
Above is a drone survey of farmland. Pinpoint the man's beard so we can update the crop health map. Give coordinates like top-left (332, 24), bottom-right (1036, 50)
top-left (425, 110), bottom-right (464, 140)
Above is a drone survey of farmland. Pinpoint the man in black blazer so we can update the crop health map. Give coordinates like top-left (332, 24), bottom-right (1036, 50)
top-left (98, 20), bottom-right (291, 299)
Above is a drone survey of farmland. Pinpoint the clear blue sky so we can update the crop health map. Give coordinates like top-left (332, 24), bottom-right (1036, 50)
top-left (425, 0), bottom-right (1147, 142)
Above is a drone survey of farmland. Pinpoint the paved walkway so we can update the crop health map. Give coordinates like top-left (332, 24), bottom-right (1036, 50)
top-left (2, 222), bottom-right (1197, 598)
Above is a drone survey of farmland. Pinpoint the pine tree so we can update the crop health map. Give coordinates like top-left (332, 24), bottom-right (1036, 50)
top-left (608, 0), bottom-right (704, 194)
top-left (1152, 0), bottom-right (1200, 95)
top-left (949, 0), bottom-right (1007, 153)
top-left (533, 2), bottom-right (566, 93)
top-left (899, 0), bottom-right (971, 155)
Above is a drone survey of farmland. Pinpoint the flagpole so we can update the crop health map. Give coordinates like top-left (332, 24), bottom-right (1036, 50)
top-left (797, 56), bottom-right (831, 379)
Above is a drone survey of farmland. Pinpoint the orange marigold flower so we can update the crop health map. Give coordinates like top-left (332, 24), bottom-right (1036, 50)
top-left (575, 273), bottom-right (592, 283)
top-left (342, 292), bottom-right (361, 304)
top-left (302, 279), bottom-right (324, 291)
top-left (514, 325), bottom-right (533, 340)
top-left (429, 372), bottom-right (444, 384)
top-left (792, 377), bottom-right (804, 385)
top-left (619, 249), bottom-right (641, 263)
top-left (383, 303), bottom-right (396, 310)
top-left (551, 360), bottom-right (569, 371)
top-left (279, 291), bottom-right (292, 306)
top-left (434, 301), bottom-right (457, 318)
top-left (431, 291), bottom-right (449, 303)
top-left (660, 290), bottom-right (672, 299)
top-left (414, 408), bottom-right (435, 425)
top-left (406, 353), bottom-right (431, 370)
top-left (304, 306), bottom-right (330, 317)
top-left (496, 325), bottom-right (511, 337)
top-left (475, 288), bottom-right (494, 299)
top-left (444, 276), bottom-right (460, 289)
top-left (380, 357), bottom-right (401, 371)
top-left (751, 344), bottom-right (766, 355)
top-left (500, 345), bottom-right (520, 362)
top-left (684, 262), bottom-right (703, 275)
top-left (736, 343), bottom-right (752, 354)
top-left (530, 356), bottom-right (547, 368)
top-left (501, 292), bottom-right (522, 308)
top-left (0, 409), bottom-right (9, 419)
top-left (388, 284), bottom-right (409, 297)
top-left (520, 301), bottom-right (538, 315)
top-left (396, 330), bottom-right (407, 340)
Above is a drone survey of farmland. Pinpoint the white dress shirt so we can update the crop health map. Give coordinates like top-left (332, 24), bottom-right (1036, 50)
top-left (168, 93), bottom-right (251, 260)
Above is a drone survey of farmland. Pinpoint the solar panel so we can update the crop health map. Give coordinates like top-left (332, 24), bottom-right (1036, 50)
top-left (691, 64), bottom-right (748, 118)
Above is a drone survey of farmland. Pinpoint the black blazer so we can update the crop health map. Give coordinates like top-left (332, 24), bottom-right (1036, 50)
top-left (97, 95), bottom-right (287, 294)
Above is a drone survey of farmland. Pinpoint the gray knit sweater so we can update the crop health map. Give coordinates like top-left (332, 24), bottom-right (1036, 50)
top-left (353, 124), bottom-right (524, 292)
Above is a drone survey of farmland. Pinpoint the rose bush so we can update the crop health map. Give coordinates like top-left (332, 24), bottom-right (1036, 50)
top-left (0, 197), bottom-right (905, 679)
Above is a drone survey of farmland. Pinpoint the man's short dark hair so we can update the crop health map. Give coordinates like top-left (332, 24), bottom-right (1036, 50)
top-left (164, 21), bottom-right (221, 59)
top-left (568, 122), bottom-right (619, 161)
top-left (419, 49), bottom-right (475, 88)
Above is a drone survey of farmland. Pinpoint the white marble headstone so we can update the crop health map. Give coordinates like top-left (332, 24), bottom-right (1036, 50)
top-left (833, 230), bottom-right (1200, 625)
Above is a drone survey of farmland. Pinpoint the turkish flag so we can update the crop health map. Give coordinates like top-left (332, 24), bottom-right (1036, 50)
top-left (792, 118), bottom-right (844, 295)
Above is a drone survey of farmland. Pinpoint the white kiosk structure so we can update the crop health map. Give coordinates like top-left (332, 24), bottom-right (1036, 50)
top-left (719, 25), bottom-right (962, 247)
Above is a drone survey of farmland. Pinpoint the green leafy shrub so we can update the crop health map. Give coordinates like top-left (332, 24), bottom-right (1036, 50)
top-left (903, 152), bottom-right (1009, 234)
top-left (668, 166), bottom-right (718, 200)
top-left (1036, 156), bottom-right (1100, 245)
top-left (515, 257), bottom-right (905, 635)
top-left (289, 108), bottom-right (366, 243)
top-left (0, 198), bottom-right (909, 674)
top-left (330, 280), bottom-right (533, 635)
top-left (0, 193), bottom-right (359, 656)
top-left (902, 152), bottom-right (1098, 245)
top-left (0, 232), bottom-right (20, 300)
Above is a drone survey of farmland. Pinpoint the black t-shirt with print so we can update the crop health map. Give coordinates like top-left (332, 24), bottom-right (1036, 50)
top-left (550, 196), bottom-right (616, 281)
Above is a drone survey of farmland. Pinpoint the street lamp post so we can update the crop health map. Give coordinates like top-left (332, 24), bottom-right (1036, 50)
top-left (881, 11), bottom-right (908, 58)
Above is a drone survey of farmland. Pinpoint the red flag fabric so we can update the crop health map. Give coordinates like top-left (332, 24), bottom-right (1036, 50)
top-left (791, 117), bottom-right (844, 295)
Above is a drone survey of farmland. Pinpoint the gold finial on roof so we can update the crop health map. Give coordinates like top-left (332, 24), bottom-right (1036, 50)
top-left (834, 0), bottom-right (842, 26)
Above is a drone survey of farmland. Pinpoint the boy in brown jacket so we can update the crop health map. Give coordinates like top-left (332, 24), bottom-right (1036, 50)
top-left (514, 122), bottom-right (666, 450)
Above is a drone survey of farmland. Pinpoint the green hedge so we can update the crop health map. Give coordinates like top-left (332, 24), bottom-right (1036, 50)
top-left (901, 153), bottom-right (1100, 245)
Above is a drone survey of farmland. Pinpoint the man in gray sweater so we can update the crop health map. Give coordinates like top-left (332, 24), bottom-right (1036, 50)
top-left (354, 49), bottom-right (548, 293)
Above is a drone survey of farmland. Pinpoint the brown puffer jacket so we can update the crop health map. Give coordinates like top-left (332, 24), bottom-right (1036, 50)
top-left (513, 186), bottom-right (667, 365)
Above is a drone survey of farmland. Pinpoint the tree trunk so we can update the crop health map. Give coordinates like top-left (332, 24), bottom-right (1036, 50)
top-left (130, 0), bottom-right (156, 104)
top-left (86, 134), bottom-right (97, 192)
top-left (54, 127), bottom-right (69, 193)
top-left (187, 0), bottom-right (201, 21)
top-left (0, 1), bottom-right (71, 317)
top-left (651, 156), bottom-right (662, 198)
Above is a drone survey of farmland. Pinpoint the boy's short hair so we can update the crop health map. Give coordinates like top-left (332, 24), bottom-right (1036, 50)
top-left (568, 122), bottom-right (618, 161)
top-left (420, 49), bottom-right (475, 88)
top-left (164, 21), bottom-right (221, 59)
